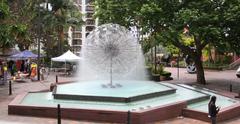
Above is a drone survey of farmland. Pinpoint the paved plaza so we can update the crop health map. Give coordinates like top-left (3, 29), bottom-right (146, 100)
top-left (0, 69), bottom-right (240, 124)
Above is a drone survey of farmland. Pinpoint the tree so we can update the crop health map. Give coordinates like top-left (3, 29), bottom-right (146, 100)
top-left (37, 0), bottom-right (82, 58)
top-left (6, 0), bottom-right (36, 50)
top-left (95, 0), bottom-right (240, 84)
top-left (163, 0), bottom-right (240, 84)
top-left (10, 0), bottom-right (83, 58)
top-left (0, 0), bottom-right (15, 53)
top-left (1, 0), bottom-right (82, 60)
top-left (220, 0), bottom-right (240, 55)
top-left (0, 0), bottom-right (9, 20)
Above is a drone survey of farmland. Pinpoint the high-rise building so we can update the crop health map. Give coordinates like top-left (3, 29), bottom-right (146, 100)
top-left (69, 0), bottom-right (96, 56)
top-left (68, 0), bottom-right (146, 56)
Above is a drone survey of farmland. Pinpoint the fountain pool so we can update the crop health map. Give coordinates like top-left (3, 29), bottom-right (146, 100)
top-left (9, 81), bottom-right (240, 123)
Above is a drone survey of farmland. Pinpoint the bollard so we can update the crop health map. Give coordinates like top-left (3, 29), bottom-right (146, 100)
top-left (56, 75), bottom-right (58, 84)
top-left (57, 104), bottom-right (61, 124)
top-left (127, 110), bottom-right (131, 124)
top-left (235, 92), bottom-right (240, 98)
top-left (9, 81), bottom-right (12, 95)
top-left (230, 84), bottom-right (232, 92)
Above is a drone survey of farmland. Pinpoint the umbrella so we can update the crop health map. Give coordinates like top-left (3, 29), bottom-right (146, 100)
top-left (9, 50), bottom-right (39, 60)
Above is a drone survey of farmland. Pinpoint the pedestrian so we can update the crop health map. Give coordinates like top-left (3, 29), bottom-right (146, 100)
top-left (0, 62), bottom-right (3, 84)
top-left (208, 96), bottom-right (220, 124)
top-left (11, 62), bottom-right (17, 76)
top-left (20, 60), bottom-right (25, 72)
top-left (40, 64), bottom-right (46, 81)
top-left (0, 63), bottom-right (3, 79)
top-left (29, 62), bottom-right (37, 81)
top-left (3, 62), bottom-right (8, 83)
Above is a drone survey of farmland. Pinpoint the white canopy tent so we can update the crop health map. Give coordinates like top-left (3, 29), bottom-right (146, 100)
top-left (51, 50), bottom-right (81, 62)
top-left (51, 50), bottom-right (82, 73)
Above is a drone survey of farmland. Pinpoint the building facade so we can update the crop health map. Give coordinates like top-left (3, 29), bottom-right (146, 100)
top-left (70, 0), bottom-right (96, 56)
top-left (69, 0), bottom-right (146, 55)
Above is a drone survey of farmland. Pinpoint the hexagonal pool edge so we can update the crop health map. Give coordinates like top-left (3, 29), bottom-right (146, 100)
top-left (8, 92), bottom-right (186, 124)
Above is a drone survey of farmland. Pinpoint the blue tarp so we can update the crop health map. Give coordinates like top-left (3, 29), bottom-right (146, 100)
top-left (9, 50), bottom-right (39, 60)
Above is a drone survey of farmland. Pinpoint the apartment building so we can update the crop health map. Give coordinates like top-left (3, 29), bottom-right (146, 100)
top-left (70, 0), bottom-right (96, 56)
top-left (69, 0), bottom-right (146, 56)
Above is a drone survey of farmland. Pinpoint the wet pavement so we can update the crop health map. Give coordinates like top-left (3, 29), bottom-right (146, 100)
top-left (0, 69), bottom-right (240, 124)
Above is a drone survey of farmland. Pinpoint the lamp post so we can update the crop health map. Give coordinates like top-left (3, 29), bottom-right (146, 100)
top-left (37, 4), bottom-right (41, 81)
top-left (177, 51), bottom-right (180, 80)
top-left (37, 30), bottom-right (40, 81)
top-left (37, 0), bottom-right (51, 81)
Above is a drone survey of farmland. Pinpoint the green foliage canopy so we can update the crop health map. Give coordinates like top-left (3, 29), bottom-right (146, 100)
top-left (95, 0), bottom-right (240, 84)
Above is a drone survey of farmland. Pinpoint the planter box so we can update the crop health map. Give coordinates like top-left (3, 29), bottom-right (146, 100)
top-left (160, 75), bottom-right (166, 81)
top-left (160, 75), bottom-right (173, 81)
top-left (152, 74), bottom-right (160, 82)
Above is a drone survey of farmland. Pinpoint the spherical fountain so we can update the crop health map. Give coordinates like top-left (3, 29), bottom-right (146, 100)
top-left (79, 24), bottom-right (147, 84)
top-left (8, 24), bottom-right (240, 124)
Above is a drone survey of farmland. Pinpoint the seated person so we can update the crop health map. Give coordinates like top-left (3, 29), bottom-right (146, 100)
top-left (14, 71), bottom-right (29, 82)
top-left (0, 66), bottom-right (3, 78)
top-left (30, 67), bottom-right (37, 81)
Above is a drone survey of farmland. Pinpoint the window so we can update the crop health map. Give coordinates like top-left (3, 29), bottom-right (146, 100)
top-left (72, 39), bottom-right (82, 45)
top-left (86, 6), bottom-right (94, 11)
top-left (86, 0), bottom-right (93, 5)
top-left (73, 33), bottom-right (82, 39)
top-left (86, 19), bottom-right (95, 25)
top-left (86, 13), bottom-right (93, 18)
top-left (86, 26), bottom-right (95, 32)
top-left (72, 46), bottom-right (81, 54)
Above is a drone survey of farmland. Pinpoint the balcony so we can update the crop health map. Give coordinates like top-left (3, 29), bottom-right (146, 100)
top-left (71, 26), bottom-right (82, 32)
top-left (86, 6), bottom-right (94, 12)
top-left (72, 39), bottom-right (82, 46)
top-left (85, 19), bottom-right (95, 26)
top-left (72, 33), bottom-right (82, 39)
top-left (71, 45), bottom-right (82, 55)
top-left (86, 0), bottom-right (94, 5)
top-left (86, 13), bottom-right (94, 19)
top-left (86, 26), bottom-right (95, 32)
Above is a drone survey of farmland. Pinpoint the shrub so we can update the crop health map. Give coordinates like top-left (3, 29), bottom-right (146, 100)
top-left (160, 71), bottom-right (171, 77)
top-left (151, 64), bottom-right (164, 75)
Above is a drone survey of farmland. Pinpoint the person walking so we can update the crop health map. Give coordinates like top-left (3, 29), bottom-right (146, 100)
top-left (3, 62), bottom-right (8, 83)
top-left (208, 96), bottom-right (220, 124)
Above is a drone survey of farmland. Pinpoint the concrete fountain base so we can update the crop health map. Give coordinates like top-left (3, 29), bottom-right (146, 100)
top-left (8, 81), bottom-right (240, 124)
top-left (8, 94), bottom-right (186, 124)
top-left (52, 81), bottom-right (177, 103)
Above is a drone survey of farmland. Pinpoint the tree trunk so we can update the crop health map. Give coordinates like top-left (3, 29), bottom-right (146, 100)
top-left (194, 53), bottom-right (206, 85)
top-left (150, 47), bottom-right (153, 65)
top-left (57, 26), bottom-right (64, 55)
top-left (154, 45), bottom-right (157, 72)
